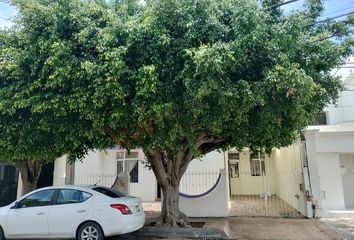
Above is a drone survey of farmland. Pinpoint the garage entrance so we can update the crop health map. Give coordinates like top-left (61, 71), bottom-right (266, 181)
top-left (228, 146), bottom-right (307, 217)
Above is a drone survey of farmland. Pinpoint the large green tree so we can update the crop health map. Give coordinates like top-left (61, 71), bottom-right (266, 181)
top-left (1, 0), bottom-right (353, 226)
top-left (0, 7), bottom-right (93, 193)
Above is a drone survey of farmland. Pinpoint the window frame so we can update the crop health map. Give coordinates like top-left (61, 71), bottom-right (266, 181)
top-left (228, 152), bottom-right (240, 178)
top-left (129, 161), bottom-right (139, 183)
top-left (250, 152), bottom-right (266, 177)
top-left (116, 151), bottom-right (140, 183)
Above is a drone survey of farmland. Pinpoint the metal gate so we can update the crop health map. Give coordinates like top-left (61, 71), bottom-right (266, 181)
top-left (228, 148), bottom-right (306, 217)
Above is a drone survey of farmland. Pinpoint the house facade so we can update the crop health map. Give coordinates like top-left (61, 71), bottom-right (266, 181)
top-left (303, 57), bottom-right (354, 218)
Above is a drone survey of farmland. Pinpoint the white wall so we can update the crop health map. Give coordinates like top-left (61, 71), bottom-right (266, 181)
top-left (53, 155), bottom-right (67, 186)
top-left (326, 58), bottom-right (354, 125)
top-left (316, 153), bottom-right (346, 212)
top-left (187, 151), bottom-right (225, 171)
top-left (272, 145), bottom-right (307, 215)
top-left (315, 132), bottom-right (354, 153)
top-left (228, 150), bottom-right (275, 195)
top-left (340, 154), bottom-right (354, 209)
top-left (74, 150), bottom-right (102, 177)
top-left (179, 169), bottom-right (230, 217)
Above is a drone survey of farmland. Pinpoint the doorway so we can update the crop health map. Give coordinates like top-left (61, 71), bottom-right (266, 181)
top-left (228, 148), bottom-right (305, 218)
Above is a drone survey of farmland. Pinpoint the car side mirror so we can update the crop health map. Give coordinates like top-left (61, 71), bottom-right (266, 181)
top-left (10, 202), bottom-right (20, 209)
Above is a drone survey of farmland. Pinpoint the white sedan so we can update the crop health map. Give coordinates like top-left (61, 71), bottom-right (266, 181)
top-left (0, 185), bottom-right (145, 240)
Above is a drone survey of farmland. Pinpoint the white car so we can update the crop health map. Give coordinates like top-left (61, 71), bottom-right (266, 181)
top-left (0, 185), bottom-right (145, 240)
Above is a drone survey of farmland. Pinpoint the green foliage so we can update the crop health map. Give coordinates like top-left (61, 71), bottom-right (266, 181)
top-left (0, 0), bottom-right (352, 163)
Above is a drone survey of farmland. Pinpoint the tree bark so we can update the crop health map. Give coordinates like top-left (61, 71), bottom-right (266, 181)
top-left (14, 160), bottom-right (44, 195)
top-left (145, 147), bottom-right (191, 227)
top-left (159, 181), bottom-right (190, 227)
top-left (144, 136), bottom-right (226, 227)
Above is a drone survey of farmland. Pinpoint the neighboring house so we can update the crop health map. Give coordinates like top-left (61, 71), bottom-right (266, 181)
top-left (13, 59), bottom-right (354, 218)
top-left (303, 57), bottom-right (354, 218)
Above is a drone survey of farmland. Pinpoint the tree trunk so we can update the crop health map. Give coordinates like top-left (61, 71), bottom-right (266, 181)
top-left (14, 160), bottom-right (44, 195)
top-left (145, 148), bottom-right (192, 227)
top-left (144, 136), bottom-right (225, 227)
top-left (159, 182), bottom-right (190, 227)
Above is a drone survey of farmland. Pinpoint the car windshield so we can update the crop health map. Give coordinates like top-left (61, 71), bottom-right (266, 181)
top-left (92, 187), bottom-right (126, 198)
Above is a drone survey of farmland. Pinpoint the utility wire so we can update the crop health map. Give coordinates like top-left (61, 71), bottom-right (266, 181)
top-left (0, 16), bottom-right (12, 22)
top-left (321, 6), bottom-right (354, 19)
top-left (271, 0), bottom-right (300, 9)
top-left (307, 29), bottom-right (354, 44)
top-left (314, 10), bottom-right (354, 25)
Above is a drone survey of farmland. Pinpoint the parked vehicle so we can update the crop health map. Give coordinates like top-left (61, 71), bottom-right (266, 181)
top-left (0, 186), bottom-right (145, 240)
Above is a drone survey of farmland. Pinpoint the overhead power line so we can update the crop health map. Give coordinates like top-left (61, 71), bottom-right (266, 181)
top-left (321, 5), bottom-right (354, 19)
top-left (0, 15), bottom-right (12, 22)
top-left (314, 10), bottom-right (354, 25)
top-left (271, 0), bottom-right (300, 9)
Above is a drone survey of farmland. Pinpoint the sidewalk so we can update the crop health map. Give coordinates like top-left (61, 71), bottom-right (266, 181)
top-left (122, 202), bottom-right (343, 240)
top-left (321, 218), bottom-right (354, 240)
top-left (201, 217), bottom-right (341, 240)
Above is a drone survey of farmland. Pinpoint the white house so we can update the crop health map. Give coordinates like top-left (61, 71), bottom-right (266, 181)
top-left (303, 57), bottom-right (354, 218)
top-left (48, 58), bottom-right (354, 218)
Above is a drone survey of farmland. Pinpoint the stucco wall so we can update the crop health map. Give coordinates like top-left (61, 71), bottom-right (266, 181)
top-left (187, 151), bottom-right (225, 171)
top-left (340, 154), bottom-right (354, 208)
top-left (53, 155), bottom-right (67, 186)
top-left (315, 133), bottom-right (354, 153)
top-left (272, 145), bottom-right (307, 215)
top-left (316, 153), bottom-right (346, 212)
top-left (179, 169), bottom-right (230, 217)
top-left (229, 150), bottom-right (275, 195)
top-left (74, 150), bottom-right (102, 177)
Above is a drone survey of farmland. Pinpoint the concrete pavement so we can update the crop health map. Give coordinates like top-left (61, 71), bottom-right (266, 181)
top-left (140, 202), bottom-right (344, 240)
top-left (321, 218), bottom-right (354, 240)
top-left (201, 217), bottom-right (342, 240)
top-left (112, 217), bottom-right (343, 240)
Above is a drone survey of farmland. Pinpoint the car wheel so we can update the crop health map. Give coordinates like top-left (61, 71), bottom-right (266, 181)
top-left (76, 222), bottom-right (104, 240)
top-left (0, 227), bottom-right (5, 240)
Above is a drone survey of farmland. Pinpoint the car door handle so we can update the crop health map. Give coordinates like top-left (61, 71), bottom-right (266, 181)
top-left (77, 210), bottom-right (86, 213)
top-left (36, 212), bottom-right (46, 215)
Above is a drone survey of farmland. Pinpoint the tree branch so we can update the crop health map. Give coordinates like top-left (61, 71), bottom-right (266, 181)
top-left (145, 148), bottom-right (168, 187)
top-left (199, 139), bottom-right (227, 155)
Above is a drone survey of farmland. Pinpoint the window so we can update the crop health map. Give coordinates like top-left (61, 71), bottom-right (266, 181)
top-left (228, 152), bottom-right (240, 178)
top-left (125, 151), bottom-right (139, 159)
top-left (117, 152), bottom-right (125, 159)
top-left (93, 187), bottom-right (125, 198)
top-left (116, 152), bottom-right (139, 183)
top-left (250, 152), bottom-right (266, 176)
top-left (117, 161), bottom-right (124, 174)
top-left (310, 112), bottom-right (327, 125)
top-left (56, 189), bottom-right (92, 204)
top-left (19, 190), bottom-right (55, 208)
top-left (129, 162), bottom-right (139, 183)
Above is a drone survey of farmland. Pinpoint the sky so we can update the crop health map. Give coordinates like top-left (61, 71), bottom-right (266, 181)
top-left (282, 0), bottom-right (354, 19)
top-left (0, 0), bottom-right (354, 28)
